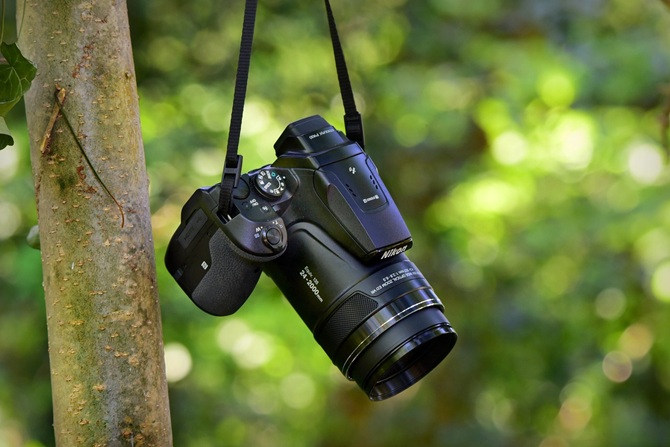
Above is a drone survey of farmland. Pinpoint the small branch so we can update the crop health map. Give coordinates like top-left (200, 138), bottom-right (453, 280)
top-left (50, 86), bottom-right (126, 227)
top-left (18, 0), bottom-right (27, 40)
top-left (40, 87), bottom-right (66, 155)
top-left (0, 0), bottom-right (5, 45)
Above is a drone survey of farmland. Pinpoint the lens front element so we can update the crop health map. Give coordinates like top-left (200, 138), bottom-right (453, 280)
top-left (340, 287), bottom-right (456, 401)
top-left (361, 315), bottom-right (456, 401)
top-left (315, 266), bottom-right (457, 401)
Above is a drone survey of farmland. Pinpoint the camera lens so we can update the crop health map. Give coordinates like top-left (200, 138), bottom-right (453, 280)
top-left (263, 224), bottom-right (457, 400)
top-left (263, 222), bottom-right (457, 401)
top-left (324, 276), bottom-right (456, 401)
top-left (346, 306), bottom-right (456, 400)
top-left (356, 316), bottom-right (456, 400)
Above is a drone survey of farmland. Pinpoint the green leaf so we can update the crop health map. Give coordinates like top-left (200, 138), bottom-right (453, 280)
top-left (0, 42), bottom-right (37, 117)
top-left (26, 224), bottom-right (40, 250)
top-left (0, 133), bottom-right (13, 149)
top-left (0, 116), bottom-right (13, 150)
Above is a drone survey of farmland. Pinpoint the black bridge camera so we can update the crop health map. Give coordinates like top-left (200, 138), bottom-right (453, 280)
top-left (166, 115), bottom-right (457, 400)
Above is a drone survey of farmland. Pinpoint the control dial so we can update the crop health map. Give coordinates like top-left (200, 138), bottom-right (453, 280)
top-left (255, 169), bottom-right (286, 198)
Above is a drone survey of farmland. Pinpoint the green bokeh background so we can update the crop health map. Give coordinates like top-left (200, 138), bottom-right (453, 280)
top-left (2, 0), bottom-right (670, 446)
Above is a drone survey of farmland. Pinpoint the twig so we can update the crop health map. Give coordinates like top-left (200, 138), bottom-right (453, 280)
top-left (0, 0), bottom-right (5, 45)
top-left (40, 87), bottom-right (66, 155)
top-left (18, 0), bottom-right (27, 40)
top-left (50, 86), bottom-right (126, 227)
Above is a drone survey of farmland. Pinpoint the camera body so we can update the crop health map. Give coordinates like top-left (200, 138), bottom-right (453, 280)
top-left (166, 115), bottom-right (412, 315)
top-left (166, 115), bottom-right (456, 400)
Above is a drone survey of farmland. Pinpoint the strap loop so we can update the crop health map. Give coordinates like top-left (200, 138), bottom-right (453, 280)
top-left (344, 111), bottom-right (365, 149)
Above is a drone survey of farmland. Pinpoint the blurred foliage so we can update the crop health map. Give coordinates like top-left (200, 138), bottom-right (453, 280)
top-left (2, 0), bottom-right (670, 446)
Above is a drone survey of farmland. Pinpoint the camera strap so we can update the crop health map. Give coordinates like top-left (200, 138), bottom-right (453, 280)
top-left (219, 0), bottom-right (363, 216)
top-left (324, 0), bottom-right (365, 149)
top-left (219, 0), bottom-right (257, 217)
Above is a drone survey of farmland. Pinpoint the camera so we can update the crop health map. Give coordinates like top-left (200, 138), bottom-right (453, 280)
top-left (165, 115), bottom-right (457, 400)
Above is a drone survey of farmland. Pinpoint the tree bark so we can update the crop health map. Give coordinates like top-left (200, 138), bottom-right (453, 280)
top-left (20, 1), bottom-right (173, 445)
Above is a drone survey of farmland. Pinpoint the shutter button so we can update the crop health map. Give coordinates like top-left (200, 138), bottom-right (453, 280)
top-left (262, 225), bottom-right (285, 252)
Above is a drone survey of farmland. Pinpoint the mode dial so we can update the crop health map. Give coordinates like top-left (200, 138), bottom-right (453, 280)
top-left (255, 169), bottom-right (286, 198)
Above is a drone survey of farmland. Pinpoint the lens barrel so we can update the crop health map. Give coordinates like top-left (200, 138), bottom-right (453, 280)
top-left (363, 322), bottom-right (455, 400)
top-left (319, 270), bottom-right (456, 400)
top-left (263, 224), bottom-right (457, 400)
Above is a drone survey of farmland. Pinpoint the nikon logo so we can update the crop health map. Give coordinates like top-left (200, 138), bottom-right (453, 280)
top-left (380, 245), bottom-right (408, 260)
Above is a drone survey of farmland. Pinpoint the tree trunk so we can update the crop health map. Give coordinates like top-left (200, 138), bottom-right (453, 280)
top-left (20, 1), bottom-right (173, 445)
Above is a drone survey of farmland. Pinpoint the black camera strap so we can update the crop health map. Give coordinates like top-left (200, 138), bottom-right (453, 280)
top-left (219, 0), bottom-right (363, 216)
top-left (324, 0), bottom-right (365, 149)
top-left (219, 0), bottom-right (257, 217)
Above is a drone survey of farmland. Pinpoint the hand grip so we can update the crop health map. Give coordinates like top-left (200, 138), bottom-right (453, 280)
top-left (190, 229), bottom-right (262, 316)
